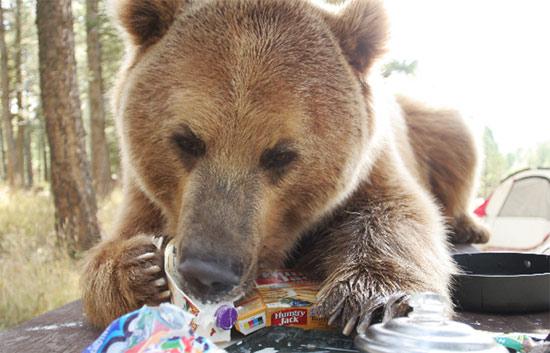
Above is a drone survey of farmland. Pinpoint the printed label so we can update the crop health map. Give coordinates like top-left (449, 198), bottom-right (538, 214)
top-left (271, 309), bottom-right (308, 326)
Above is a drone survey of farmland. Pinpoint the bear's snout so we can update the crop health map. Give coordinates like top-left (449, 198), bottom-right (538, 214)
top-left (178, 255), bottom-right (242, 299)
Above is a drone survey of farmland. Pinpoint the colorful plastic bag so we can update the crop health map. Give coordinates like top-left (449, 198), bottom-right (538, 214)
top-left (83, 303), bottom-right (225, 353)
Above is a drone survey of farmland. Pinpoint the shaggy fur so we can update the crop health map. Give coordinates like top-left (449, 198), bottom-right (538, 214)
top-left (82, 0), bottom-right (489, 330)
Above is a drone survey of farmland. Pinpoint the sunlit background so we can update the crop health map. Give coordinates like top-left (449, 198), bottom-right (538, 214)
top-left (385, 0), bottom-right (550, 153)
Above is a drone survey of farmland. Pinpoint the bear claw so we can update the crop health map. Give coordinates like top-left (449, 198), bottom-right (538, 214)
top-left (382, 292), bottom-right (411, 323)
top-left (355, 292), bottom-right (410, 334)
top-left (153, 278), bottom-right (166, 287)
top-left (136, 252), bottom-right (157, 261)
top-left (317, 283), bottom-right (411, 336)
top-left (144, 265), bottom-right (161, 274)
top-left (117, 235), bottom-right (170, 308)
top-left (342, 315), bottom-right (358, 336)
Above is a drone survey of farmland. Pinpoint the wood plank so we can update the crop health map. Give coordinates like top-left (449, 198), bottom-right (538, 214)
top-left (455, 310), bottom-right (550, 334)
top-left (0, 301), bottom-right (100, 353)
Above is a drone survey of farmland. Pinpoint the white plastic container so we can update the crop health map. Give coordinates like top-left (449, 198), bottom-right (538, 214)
top-left (164, 240), bottom-right (237, 343)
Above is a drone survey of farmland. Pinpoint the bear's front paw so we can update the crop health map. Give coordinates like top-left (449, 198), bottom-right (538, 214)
top-left (115, 235), bottom-right (170, 308)
top-left (314, 280), bottom-right (411, 336)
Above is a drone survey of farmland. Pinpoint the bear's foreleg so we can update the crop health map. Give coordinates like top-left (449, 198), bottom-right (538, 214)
top-left (310, 162), bottom-right (456, 335)
top-left (81, 182), bottom-right (169, 328)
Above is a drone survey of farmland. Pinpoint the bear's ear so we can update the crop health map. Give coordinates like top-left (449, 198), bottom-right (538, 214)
top-left (324, 0), bottom-right (389, 75)
top-left (113, 0), bottom-right (187, 47)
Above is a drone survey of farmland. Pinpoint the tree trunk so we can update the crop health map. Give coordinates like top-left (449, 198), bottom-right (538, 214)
top-left (0, 123), bottom-right (5, 180)
top-left (36, 0), bottom-right (101, 255)
top-left (15, 0), bottom-right (23, 181)
top-left (16, 122), bottom-right (24, 185)
top-left (24, 120), bottom-right (33, 187)
top-left (86, 0), bottom-right (112, 197)
top-left (15, 0), bottom-right (30, 188)
top-left (0, 1), bottom-right (17, 188)
top-left (38, 113), bottom-right (49, 183)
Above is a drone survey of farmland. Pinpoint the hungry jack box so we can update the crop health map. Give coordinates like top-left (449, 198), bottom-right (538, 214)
top-left (234, 270), bottom-right (329, 335)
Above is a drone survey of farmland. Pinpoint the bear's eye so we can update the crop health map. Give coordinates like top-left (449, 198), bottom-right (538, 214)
top-left (260, 147), bottom-right (298, 172)
top-left (171, 129), bottom-right (206, 159)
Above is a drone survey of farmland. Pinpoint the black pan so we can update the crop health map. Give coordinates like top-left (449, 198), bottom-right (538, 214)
top-left (452, 252), bottom-right (550, 313)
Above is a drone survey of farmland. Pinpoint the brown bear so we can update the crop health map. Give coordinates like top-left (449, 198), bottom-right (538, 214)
top-left (82, 0), bottom-right (490, 335)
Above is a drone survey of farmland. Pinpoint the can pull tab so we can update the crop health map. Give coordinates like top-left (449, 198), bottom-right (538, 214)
top-left (407, 292), bottom-right (448, 324)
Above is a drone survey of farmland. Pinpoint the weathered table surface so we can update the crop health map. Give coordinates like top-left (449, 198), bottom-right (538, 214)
top-left (0, 300), bottom-right (548, 353)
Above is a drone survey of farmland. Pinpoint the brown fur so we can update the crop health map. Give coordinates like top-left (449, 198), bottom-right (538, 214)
top-left (82, 0), bottom-right (488, 329)
top-left (398, 96), bottom-right (490, 243)
top-left (114, 0), bottom-right (185, 47)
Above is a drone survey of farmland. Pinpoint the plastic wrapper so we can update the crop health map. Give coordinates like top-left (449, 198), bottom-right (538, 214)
top-left (83, 303), bottom-right (225, 353)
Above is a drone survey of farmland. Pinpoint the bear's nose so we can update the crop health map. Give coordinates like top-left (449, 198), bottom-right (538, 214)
top-left (178, 257), bottom-right (240, 296)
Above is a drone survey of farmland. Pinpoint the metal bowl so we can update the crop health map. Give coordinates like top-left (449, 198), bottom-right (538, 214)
top-left (452, 252), bottom-right (550, 313)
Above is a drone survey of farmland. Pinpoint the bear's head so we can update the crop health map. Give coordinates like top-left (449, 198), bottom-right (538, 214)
top-left (113, 0), bottom-right (388, 302)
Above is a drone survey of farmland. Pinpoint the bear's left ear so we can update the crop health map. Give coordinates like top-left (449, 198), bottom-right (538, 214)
top-left (324, 0), bottom-right (389, 75)
top-left (112, 0), bottom-right (188, 47)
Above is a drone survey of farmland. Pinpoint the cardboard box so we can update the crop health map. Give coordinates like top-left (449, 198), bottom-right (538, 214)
top-left (234, 270), bottom-right (329, 335)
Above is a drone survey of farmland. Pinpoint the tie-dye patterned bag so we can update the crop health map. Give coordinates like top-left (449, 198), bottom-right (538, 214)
top-left (83, 303), bottom-right (225, 353)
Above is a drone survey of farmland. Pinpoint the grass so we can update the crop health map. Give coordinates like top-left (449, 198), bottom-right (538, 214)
top-left (0, 184), bottom-right (122, 330)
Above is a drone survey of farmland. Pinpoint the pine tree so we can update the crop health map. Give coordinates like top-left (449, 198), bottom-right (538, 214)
top-left (86, 0), bottom-right (112, 197)
top-left (36, 0), bottom-right (101, 255)
top-left (0, 0), bottom-right (18, 187)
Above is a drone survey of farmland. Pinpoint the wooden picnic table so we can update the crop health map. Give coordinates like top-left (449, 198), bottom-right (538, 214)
top-left (0, 300), bottom-right (548, 353)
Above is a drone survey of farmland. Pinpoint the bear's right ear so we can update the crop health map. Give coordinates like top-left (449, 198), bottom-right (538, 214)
top-left (113, 0), bottom-right (187, 47)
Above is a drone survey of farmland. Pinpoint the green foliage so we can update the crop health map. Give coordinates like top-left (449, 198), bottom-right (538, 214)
top-left (73, 0), bottom-right (124, 177)
top-left (527, 142), bottom-right (550, 168)
top-left (0, 0), bottom-right (125, 184)
top-left (1, 0), bottom-right (44, 182)
top-left (98, 0), bottom-right (124, 177)
top-left (382, 59), bottom-right (418, 78)
top-left (479, 127), bottom-right (507, 197)
top-left (479, 127), bottom-right (550, 197)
